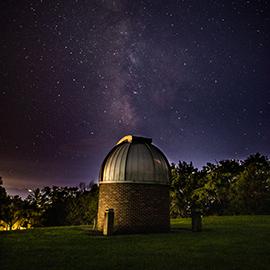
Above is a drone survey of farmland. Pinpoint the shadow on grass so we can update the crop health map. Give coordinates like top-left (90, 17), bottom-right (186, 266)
top-left (170, 227), bottom-right (192, 233)
top-left (85, 227), bottom-right (211, 237)
top-left (85, 229), bottom-right (103, 236)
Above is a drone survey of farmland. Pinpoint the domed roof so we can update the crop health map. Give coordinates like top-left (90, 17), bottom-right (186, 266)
top-left (100, 135), bottom-right (170, 185)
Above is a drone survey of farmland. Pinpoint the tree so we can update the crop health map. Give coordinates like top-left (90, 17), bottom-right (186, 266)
top-left (41, 186), bottom-right (78, 226)
top-left (0, 177), bottom-right (9, 229)
top-left (1, 195), bottom-right (25, 230)
top-left (25, 188), bottom-right (46, 226)
top-left (66, 184), bottom-right (99, 225)
top-left (229, 153), bottom-right (270, 214)
top-left (196, 160), bottom-right (241, 215)
top-left (170, 161), bottom-right (201, 217)
top-left (0, 177), bottom-right (7, 207)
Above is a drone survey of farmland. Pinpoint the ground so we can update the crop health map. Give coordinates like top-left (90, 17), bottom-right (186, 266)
top-left (1, 216), bottom-right (270, 270)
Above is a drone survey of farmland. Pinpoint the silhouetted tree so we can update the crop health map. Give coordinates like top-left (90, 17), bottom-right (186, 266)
top-left (66, 184), bottom-right (99, 225)
top-left (25, 184), bottom-right (99, 227)
top-left (229, 153), bottom-right (270, 214)
top-left (0, 177), bottom-right (8, 229)
top-left (1, 195), bottom-right (24, 230)
top-left (26, 188), bottom-right (47, 226)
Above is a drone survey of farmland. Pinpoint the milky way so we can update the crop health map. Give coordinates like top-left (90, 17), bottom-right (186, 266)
top-left (0, 1), bottom-right (269, 196)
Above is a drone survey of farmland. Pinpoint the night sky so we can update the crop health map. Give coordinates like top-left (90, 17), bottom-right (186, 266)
top-left (1, 0), bottom-right (269, 197)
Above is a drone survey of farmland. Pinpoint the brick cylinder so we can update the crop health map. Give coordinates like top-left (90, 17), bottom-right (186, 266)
top-left (97, 183), bottom-right (170, 233)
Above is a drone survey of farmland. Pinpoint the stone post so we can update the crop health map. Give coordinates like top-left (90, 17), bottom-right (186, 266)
top-left (103, 208), bottom-right (114, 236)
top-left (192, 209), bottom-right (202, 232)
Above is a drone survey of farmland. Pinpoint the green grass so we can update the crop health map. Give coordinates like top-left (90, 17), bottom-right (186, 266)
top-left (1, 216), bottom-right (270, 270)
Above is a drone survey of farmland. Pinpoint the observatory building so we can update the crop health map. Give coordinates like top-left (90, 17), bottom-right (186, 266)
top-left (97, 135), bottom-right (170, 233)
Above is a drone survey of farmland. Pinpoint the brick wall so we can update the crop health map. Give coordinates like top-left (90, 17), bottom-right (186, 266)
top-left (97, 183), bottom-right (170, 233)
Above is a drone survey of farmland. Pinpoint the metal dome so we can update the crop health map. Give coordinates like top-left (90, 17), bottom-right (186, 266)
top-left (100, 135), bottom-right (170, 185)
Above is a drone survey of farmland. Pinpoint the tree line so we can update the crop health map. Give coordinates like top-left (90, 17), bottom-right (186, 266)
top-left (170, 153), bottom-right (270, 217)
top-left (0, 180), bottom-right (98, 230)
top-left (0, 153), bottom-right (269, 230)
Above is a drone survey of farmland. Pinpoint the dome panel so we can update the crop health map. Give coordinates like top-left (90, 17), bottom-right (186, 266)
top-left (103, 143), bottom-right (129, 182)
top-left (150, 145), bottom-right (169, 181)
top-left (126, 143), bottom-right (155, 182)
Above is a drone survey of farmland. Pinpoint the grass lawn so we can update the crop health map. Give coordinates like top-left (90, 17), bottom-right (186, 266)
top-left (1, 216), bottom-right (270, 270)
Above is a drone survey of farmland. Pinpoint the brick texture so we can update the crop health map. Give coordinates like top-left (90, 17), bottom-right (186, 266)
top-left (97, 183), bottom-right (170, 233)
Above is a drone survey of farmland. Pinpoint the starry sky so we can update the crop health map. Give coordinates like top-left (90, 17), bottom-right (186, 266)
top-left (1, 0), bottom-right (269, 197)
